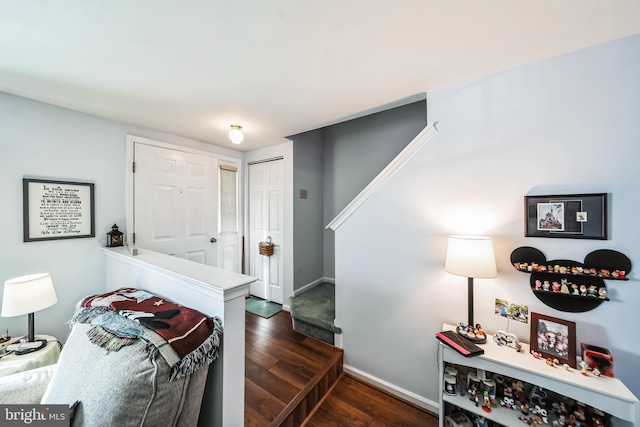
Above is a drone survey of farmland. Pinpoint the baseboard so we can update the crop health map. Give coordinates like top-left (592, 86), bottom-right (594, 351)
top-left (294, 277), bottom-right (335, 296)
top-left (342, 364), bottom-right (439, 415)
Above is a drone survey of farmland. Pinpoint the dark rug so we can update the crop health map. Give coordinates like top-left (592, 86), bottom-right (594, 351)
top-left (245, 296), bottom-right (282, 319)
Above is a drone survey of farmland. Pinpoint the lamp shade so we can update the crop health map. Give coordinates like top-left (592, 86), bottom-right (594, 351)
top-left (228, 125), bottom-right (244, 144)
top-left (1, 273), bottom-right (58, 317)
top-left (445, 236), bottom-right (497, 279)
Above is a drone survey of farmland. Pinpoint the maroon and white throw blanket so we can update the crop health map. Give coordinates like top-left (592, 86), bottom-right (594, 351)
top-left (74, 288), bottom-right (222, 380)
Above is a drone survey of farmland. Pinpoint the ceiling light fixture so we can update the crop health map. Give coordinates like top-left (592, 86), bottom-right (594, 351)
top-left (228, 125), bottom-right (244, 144)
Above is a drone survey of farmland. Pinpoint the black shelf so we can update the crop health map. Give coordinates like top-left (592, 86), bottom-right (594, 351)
top-left (510, 247), bottom-right (631, 313)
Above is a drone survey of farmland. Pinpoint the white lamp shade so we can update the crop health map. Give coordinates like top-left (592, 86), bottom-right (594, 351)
top-left (228, 127), bottom-right (244, 144)
top-left (1, 273), bottom-right (58, 317)
top-left (445, 236), bottom-right (497, 278)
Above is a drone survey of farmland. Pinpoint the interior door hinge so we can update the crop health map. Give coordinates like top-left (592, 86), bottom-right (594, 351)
top-left (132, 233), bottom-right (136, 244)
top-left (132, 162), bottom-right (136, 173)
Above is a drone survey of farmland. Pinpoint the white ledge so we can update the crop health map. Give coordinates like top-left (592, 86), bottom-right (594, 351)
top-left (326, 123), bottom-right (438, 231)
top-left (102, 247), bottom-right (256, 302)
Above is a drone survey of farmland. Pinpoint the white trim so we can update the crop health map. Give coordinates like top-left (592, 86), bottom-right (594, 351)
top-left (343, 364), bottom-right (439, 415)
top-left (293, 276), bottom-right (335, 296)
top-left (102, 246), bottom-right (255, 302)
top-left (326, 123), bottom-right (438, 231)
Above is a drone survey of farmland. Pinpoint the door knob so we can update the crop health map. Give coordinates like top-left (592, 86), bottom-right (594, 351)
top-left (210, 237), bottom-right (217, 243)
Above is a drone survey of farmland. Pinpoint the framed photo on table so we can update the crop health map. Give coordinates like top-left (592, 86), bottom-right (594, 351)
top-left (524, 193), bottom-right (607, 239)
top-left (530, 312), bottom-right (576, 368)
top-left (23, 178), bottom-right (95, 242)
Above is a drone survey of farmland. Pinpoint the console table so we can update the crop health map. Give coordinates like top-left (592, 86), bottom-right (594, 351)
top-left (438, 324), bottom-right (639, 426)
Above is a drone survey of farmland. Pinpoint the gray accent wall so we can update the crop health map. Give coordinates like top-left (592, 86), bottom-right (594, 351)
top-left (290, 100), bottom-right (427, 289)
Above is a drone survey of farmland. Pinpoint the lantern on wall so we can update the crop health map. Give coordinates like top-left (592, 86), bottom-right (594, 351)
top-left (106, 224), bottom-right (124, 247)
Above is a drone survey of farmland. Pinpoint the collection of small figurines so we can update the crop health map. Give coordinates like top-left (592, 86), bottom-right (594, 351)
top-left (457, 322), bottom-right (486, 341)
top-left (532, 278), bottom-right (608, 300)
top-left (445, 363), bottom-right (610, 427)
top-left (513, 262), bottom-right (626, 279)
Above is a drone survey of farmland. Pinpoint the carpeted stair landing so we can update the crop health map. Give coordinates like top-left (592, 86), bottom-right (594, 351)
top-left (289, 283), bottom-right (342, 345)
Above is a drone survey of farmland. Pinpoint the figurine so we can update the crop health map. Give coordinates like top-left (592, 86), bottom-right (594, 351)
top-left (474, 416), bottom-right (489, 427)
top-left (588, 285), bottom-right (598, 297)
top-left (552, 282), bottom-right (561, 293)
top-left (598, 287), bottom-right (607, 299)
top-left (543, 281), bottom-right (551, 291)
top-left (593, 367), bottom-right (601, 377)
top-left (534, 280), bottom-right (542, 291)
top-left (571, 284), bottom-right (579, 295)
top-left (482, 390), bottom-right (492, 413)
top-left (579, 284), bottom-right (587, 296)
top-left (579, 360), bottom-right (590, 375)
top-left (560, 280), bottom-right (570, 294)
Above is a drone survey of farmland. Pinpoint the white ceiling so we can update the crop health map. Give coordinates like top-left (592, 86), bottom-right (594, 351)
top-left (2, 1), bottom-right (639, 152)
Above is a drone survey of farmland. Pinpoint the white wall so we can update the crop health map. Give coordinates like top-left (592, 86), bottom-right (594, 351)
top-left (335, 32), bottom-right (640, 410)
top-left (0, 92), bottom-right (242, 342)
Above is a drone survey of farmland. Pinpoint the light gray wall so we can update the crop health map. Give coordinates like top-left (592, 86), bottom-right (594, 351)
top-left (292, 130), bottom-right (324, 292)
top-left (335, 32), bottom-right (640, 408)
top-left (0, 92), bottom-right (242, 342)
top-left (322, 101), bottom-right (427, 279)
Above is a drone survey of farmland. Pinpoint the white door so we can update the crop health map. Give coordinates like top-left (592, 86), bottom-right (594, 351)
top-left (134, 143), bottom-right (218, 266)
top-left (249, 159), bottom-right (284, 303)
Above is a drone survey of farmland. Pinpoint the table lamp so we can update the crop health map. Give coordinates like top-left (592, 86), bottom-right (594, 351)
top-left (445, 236), bottom-right (497, 342)
top-left (1, 272), bottom-right (57, 353)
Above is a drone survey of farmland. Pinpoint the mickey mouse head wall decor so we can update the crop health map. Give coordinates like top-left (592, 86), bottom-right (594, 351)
top-left (510, 246), bottom-right (631, 313)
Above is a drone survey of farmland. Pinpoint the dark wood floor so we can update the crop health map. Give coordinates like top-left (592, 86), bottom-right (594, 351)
top-left (306, 375), bottom-right (438, 427)
top-left (245, 310), bottom-right (438, 426)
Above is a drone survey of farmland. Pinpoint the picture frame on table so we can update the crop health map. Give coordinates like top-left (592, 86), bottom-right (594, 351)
top-left (530, 312), bottom-right (576, 368)
top-left (524, 193), bottom-right (607, 239)
top-left (23, 178), bottom-right (95, 242)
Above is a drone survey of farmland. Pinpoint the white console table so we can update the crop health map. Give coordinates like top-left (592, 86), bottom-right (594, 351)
top-left (438, 324), bottom-right (639, 427)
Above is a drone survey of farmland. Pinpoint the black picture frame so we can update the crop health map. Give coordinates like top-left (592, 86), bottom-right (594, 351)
top-left (524, 193), bottom-right (607, 239)
top-left (23, 178), bottom-right (95, 242)
top-left (530, 312), bottom-right (577, 368)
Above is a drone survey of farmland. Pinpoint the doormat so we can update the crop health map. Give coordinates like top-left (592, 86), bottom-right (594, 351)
top-left (245, 296), bottom-right (282, 319)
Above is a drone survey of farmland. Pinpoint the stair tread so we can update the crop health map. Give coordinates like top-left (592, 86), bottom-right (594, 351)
top-left (290, 283), bottom-right (342, 333)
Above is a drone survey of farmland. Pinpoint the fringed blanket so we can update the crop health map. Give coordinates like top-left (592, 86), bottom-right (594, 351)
top-left (73, 288), bottom-right (222, 381)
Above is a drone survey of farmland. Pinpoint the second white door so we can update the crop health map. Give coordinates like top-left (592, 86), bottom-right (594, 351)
top-left (249, 159), bottom-right (284, 303)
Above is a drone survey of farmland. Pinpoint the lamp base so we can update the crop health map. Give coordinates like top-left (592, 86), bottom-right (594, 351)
top-left (456, 324), bottom-right (487, 344)
top-left (14, 339), bottom-right (48, 355)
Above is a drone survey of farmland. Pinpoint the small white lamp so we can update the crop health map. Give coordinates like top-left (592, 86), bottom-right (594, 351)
top-left (228, 124), bottom-right (244, 144)
top-left (445, 236), bottom-right (497, 332)
top-left (1, 273), bottom-right (57, 352)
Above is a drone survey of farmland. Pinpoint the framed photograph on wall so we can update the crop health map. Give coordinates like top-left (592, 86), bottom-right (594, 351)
top-left (23, 178), bottom-right (95, 242)
top-left (524, 193), bottom-right (607, 239)
top-left (530, 312), bottom-right (576, 368)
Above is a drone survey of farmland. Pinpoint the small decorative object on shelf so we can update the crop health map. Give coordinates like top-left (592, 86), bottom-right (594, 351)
top-left (493, 330), bottom-right (519, 350)
top-left (456, 322), bottom-right (487, 344)
top-left (529, 312), bottom-right (577, 368)
top-left (511, 246), bottom-right (631, 312)
top-left (106, 224), bottom-right (124, 247)
top-left (581, 343), bottom-right (614, 377)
